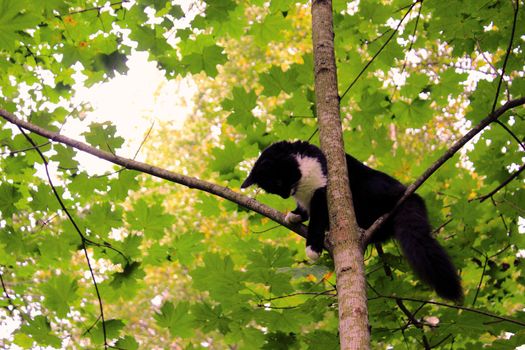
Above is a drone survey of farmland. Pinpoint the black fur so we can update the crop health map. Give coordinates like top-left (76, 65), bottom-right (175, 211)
top-left (242, 140), bottom-right (462, 301)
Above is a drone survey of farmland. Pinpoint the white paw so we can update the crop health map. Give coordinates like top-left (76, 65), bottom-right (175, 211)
top-left (305, 246), bottom-right (321, 261)
top-left (285, 212), bottom-right (302, 224)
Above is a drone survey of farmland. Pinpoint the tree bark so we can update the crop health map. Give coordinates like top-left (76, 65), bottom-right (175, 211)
top-left (311, 1), bottom-right (370, 349)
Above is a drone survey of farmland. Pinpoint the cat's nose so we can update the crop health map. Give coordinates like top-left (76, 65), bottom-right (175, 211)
top-left (241, 177), bottom-right (254, 188)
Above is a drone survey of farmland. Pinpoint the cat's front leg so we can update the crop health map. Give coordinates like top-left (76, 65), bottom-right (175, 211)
top-left (285, 204), bottom-right (309, 224)
top-left (305, 188), bottom-right (329, 261)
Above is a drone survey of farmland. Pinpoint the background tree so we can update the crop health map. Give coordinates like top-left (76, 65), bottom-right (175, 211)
top-left (0, 0), bottom-right (524, 349)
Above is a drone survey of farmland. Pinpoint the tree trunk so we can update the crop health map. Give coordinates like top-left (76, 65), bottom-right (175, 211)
top-left (311, 1), bottom-right (370, 349)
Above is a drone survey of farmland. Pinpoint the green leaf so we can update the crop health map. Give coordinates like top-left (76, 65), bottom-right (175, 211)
top-left (29, 184), bottom-right (61, 212)
top-left (115, 335), bottom-right (139, 350)
top-left (191, 302), bottom-right (231, 334)
top-left (191, 253), bottom-right (246, 305)
top-left (222, 87), bottom-right (257, 127)
top-left (108, 170), bottom-right (140, 200)
top-left (13, 333), bottom-right (33, 348)
top-left (195, 192), bottom-right (222, 217)
top-left (82, 122), bottom-right (125, 152)
top-left (20, 316), bottom-right (61, 347)
top-left (210, 140), bottom-right (244, 176)
top-left (391, 99), bottom-right (432, 127)
top-left (304, 330), bottom-right (339, 350)
top-left (260, 66), bottom-right (300, 96)
top-left (204, 0), bottom-right (236, 21)
top-left (85, 202), bottom-right (123, 237)
top-left (69, 172), bottom-right (109, 199)
top-left (262, 331), bottom-right (299, 350)
top-left (181, 44), bottom-right (227, 77)
top-left (127, 199), bottom-right (175, 239)
top-left (50, 144), bottom-right (79, 169)
top-left (250, 14), bottom-right (291, 46)
top-left (41, 274), bottom-right (79, 318)
top-left (87, 319), bottom-right (126, 344)
top-left (0, 183), bottom-right (21, 217)
top-left (93, 51), bottom-right (129, 77)
top-left (154, 301), bottom-right (195, 338)
top-left (171, 231), bottom-right (205, 266)
top-left (170, 4), bottom-right (184, 19)
top-left (109, 262), bottom-right (145, 292)
top-left (0, 0), bottom-right (41, 50)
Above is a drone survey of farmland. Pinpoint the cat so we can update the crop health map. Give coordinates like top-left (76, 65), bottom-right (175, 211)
top-left (241, 140), bottom-right (463, 301)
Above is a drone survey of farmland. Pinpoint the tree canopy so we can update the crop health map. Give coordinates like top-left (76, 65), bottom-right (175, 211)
top-left (0, 0), bottom-right (524, 349)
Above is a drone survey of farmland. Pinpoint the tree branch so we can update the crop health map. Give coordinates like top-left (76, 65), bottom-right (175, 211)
top-left (17, 126), bottom-right (109, 349)
top-left (312, 0), bottom-right (370, 348)
top-left (474, 162), bottom-right (525, 203)
top-left (369, 294), bottom-right (525, 328)
top-left (340, 0), bottom-right (420, 100)
top-left (0, 109), bottom-right (308, 240)
top-left (361, 96), bottom-right (525, 246)
top-left (395, 299), bottom-right (431, 350)
top-left (0, 269), bottom-right (15, 313)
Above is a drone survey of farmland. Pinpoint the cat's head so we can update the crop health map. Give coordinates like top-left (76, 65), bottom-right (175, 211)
top-left (241, 141), bottom-right (301, 199)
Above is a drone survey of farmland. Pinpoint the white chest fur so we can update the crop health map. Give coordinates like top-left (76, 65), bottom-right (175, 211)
top-left (293, 155), bottom-right (327, 212)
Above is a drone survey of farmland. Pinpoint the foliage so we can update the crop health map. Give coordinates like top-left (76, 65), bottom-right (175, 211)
top-left (0, 0), bottom-right (524, 349)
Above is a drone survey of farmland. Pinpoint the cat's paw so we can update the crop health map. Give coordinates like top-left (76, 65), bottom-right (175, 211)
top-left (305, 246), bottom-right (321, 262)
top-left (285, 212), bottom-right (303, 224)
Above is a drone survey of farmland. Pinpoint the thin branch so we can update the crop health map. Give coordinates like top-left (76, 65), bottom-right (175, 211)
top-left (362, 96), bottom-right (525, 246)
top-left (132, 120), bottom-right (155, 160)
top-left (340, 0), bottom-right (420, 100)
top-left (392, 0), bottom-right (423, 98)
top-left (94, 120), bottom-right (156, 179)
top-left (260, 289), bottom-right (336, 303)
top-left (0, 270), bottom-right (15, 312)
top-left (369, 294), bottom-right (525, 327)
top-left (0, 109), bottom-right (309, 240)
top-left (67, 0), bottom-right (128, 16)
top-left (307, 128), bottom-right (318, 143)
top-left (432, 218), bottom-right (453, 235)
top-left (473, 162), bottom-right (525, 202)
top-left (0, 141), bottom-right (51, 155)
top-left (432, 334), bottom-right (453, 348)
top-left (471, 255), bottom-right (488, 307)
top-left (16, 127), bottom-right (109, 350)
top-left (375, 243), bottom-right (393, 279)
top-left (490, 0), bottom-right (519, 115)
top-left (495, 119), bottom-right (525, 151)
top-left (395, 299), bottom-right (431, 350)
top-left (84, 238), bottom-right (129, 264)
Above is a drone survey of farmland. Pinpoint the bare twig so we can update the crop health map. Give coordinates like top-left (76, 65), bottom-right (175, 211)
top-left (17, 127), bottom-right (109, 349)
top-left (0, 141), bottom-right (51, 155)
top-left (395, 299), bottom-right (431, 350)
top-left (474, 162), bottom-right (525, 202)
top-left (260, 289), bottom-right (336, 303)
top-left (0, 270), bottom-right (15, 312)
top-left (471, 254), bottom-right (488, 307)
top-left (495, 119), bottom-right (525, 151)
top-left (67, 0), bottom-right (128, 15)
top-left (392, 0), bottom-right (423, 98)
top-left (432, 218), bottom-right (453, 235)
top-left (362, 96), bottom-right (525, 246)
top-left (340, 0), bottom-right (420, 100)
top-left (490, 0), bottom-right (519, 115)
top-left (369, 294), bottom-right (525, 327)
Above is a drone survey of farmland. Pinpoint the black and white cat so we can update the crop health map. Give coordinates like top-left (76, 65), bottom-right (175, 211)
top-left (241, 140), bottom-right (462, 301)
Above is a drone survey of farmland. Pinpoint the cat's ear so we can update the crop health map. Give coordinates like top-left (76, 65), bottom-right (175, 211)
top-left (241, 175), bottom-right (256, 188)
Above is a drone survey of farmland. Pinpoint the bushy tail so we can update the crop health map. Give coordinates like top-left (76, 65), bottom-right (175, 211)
top-left (393, 195), bottom-right (463, 302)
